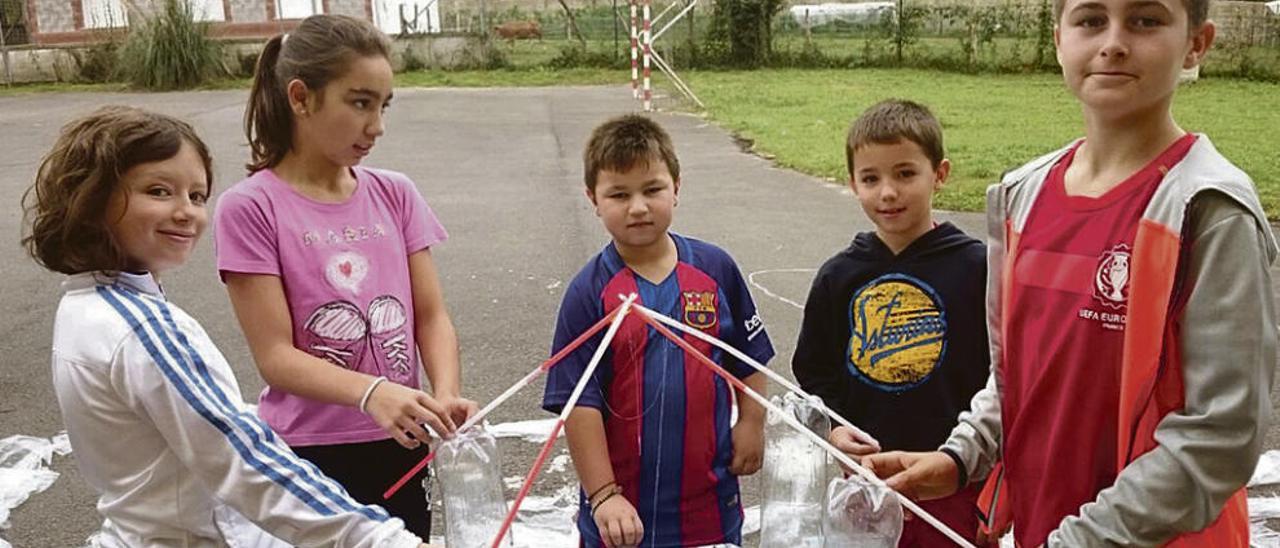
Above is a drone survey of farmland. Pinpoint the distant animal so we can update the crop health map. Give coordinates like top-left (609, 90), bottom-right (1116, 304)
top-left (493, 20), bottom-right (542, 40)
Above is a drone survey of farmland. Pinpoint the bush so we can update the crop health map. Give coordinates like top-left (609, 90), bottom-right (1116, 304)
top-left (402, 46), bottom-right (428, 72)
top-left (547, 44), bottom-right (617, 69)
top-left (117, 0), bottom-right (224, 90)
top-left (75, 31), bottom-right (123, 82)
top-left (234, 49), bottom-right (259, 78)
top-left (706, 0), bottom-right (787, 68)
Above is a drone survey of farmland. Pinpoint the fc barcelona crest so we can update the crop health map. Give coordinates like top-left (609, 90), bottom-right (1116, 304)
top-left (682, 291), bottom-right (718, 329)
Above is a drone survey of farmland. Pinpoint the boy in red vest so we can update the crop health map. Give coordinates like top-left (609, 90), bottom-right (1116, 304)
top-left (862, 0), bottom-right (1278, 545)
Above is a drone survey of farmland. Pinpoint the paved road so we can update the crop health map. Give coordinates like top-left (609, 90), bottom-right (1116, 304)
top-left (1, 86), bottom-right (1277, 547)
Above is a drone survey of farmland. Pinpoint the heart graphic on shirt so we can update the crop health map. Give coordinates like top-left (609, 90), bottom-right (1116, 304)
top-left (326, 252), bottom-right (369, 294)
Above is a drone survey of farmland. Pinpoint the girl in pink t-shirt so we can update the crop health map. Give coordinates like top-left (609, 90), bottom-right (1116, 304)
top-left (213, 14), bottom-right (477, 537)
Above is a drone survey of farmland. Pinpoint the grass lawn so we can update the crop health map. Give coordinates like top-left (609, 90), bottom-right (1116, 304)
top-left (396, 67), bottom-right (625, 87)
top-left (679, 68), bottom-right (1280, 217)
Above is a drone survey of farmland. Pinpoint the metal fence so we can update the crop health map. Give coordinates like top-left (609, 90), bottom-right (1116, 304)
top-left (419, 0), bottom-right (1280, 78)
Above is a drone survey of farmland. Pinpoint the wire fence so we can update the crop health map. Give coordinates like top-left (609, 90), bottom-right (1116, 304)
top-left (5, 0), bottom-right (1276, 82)
top-left (418, 0), bottom-right (1280, 78)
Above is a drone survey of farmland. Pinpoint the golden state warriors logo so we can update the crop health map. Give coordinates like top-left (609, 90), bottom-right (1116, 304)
top-left (683, 291), bottom-right (718, 329)
top-left (848, 274), bottom-right (946, 392)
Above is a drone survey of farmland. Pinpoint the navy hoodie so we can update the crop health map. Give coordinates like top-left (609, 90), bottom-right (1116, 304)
top-left (792, 222), bottom-right (989, 452)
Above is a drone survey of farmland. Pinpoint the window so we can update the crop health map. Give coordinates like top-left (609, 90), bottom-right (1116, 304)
top-left (186, 0), bottom-right (225, 22)
top-left (276, 0), bottom-right (320, 20)
top-left (373, 0), bottom-right (439, 34)
top-left (82, 0), bottom-right (127, 29)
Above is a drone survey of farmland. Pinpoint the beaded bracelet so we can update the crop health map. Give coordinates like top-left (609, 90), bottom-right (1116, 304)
top-left (587, 481), bottom-right (617, 505)
top-left (590, 484), bottom-right (624, 516)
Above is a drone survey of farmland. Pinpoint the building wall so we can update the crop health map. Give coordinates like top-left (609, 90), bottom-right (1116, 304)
top-left (33, 0), bottom-right (74, 33)
top-left (328, 0), bottom-right (367, 18)
top-left (28, 0), bottom-right (372, 43)
top-left (227, 0), bottom-right (270, 23)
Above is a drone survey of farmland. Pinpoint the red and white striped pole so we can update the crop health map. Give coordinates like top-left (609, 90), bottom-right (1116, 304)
top-left (489, 294), bottom-right (638, 548)
top-left (641, 0), bottom-right (652, 111)
top-left (629, 0), bottom-right (639, 99)
top-left (382, 306), bottom-right (626, 500)
top-left (632, 305), bottom-right (976, 548)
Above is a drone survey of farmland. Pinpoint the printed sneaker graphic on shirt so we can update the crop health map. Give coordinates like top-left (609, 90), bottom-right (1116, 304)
top-left (368, 296), bottom-right (410, 378)
top-left (1093, 243), bottom-right (1131, 310)
top-left (303, 301), bottom-right (368, 369)
top-left (301, 296), bottom-right (412, 382)
top-left (847, 274), bottom-right (947, 392)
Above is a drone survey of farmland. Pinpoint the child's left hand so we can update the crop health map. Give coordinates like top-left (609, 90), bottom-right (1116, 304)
top-left (436, 395), bottom-right (480, 427)
top-left (729, 419), bottom-right (765, 475)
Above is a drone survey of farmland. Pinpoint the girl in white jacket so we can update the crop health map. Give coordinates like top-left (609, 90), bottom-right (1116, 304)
top-left (20, 105), bottom-right (435, 548)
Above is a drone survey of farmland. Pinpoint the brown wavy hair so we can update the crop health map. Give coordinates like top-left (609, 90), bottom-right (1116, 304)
top-left (244, 14), bottom-right (392, 173)
top-left (21, 106), bottom-right (214, 275)
top-left (583, 114), bottom-right (681, 193)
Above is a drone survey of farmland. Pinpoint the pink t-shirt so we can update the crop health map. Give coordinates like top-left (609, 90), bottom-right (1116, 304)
top-left (213, 166), bottom-right (447, 446)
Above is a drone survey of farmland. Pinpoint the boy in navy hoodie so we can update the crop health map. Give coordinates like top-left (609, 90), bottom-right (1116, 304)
top-left (792, 99), bottom-right (988, 546)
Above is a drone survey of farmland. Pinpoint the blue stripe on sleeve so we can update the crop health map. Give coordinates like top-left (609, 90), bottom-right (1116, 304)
top-left (139, 292), bottom-right (383, 519)
top-left (99, 286), bottom-right (383, 521)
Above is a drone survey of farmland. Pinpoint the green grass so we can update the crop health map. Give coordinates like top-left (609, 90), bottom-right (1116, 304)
top-left (396, 67), bottom-right (626, 87)
top-left (678, 68), bottom-right (1280, 217)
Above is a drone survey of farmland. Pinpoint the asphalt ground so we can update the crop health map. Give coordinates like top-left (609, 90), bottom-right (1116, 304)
top-left (1, 86), bottom-right (1277, 547)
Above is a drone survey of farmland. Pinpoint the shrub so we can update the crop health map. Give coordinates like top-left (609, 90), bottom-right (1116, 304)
top-left (547, 44), bottom-right (617, 69)
top-left (117, 0), bottom-right (224, 90)
top-left (75, 31), bottom-right (123, 82)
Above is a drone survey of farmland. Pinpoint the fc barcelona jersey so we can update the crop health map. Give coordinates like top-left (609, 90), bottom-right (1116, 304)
top-left (543, 233), bottom-right (775, 547)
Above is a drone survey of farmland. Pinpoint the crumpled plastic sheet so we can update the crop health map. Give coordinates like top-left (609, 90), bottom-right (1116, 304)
top-left (487, 419), bottom-right (562, 443)
top-left (1, 434), bottom-right (67, 529)
top-left (1, 432), bottom-right (70, 548)
top-left (1251, 451), bottom-right (1280, 488)
top-left (511, 483), bottom-right (580, 547)
top-left (743, 505), bottom-right (761, 537)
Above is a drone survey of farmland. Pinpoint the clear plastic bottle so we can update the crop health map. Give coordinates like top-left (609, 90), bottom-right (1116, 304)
top-left (822, 475), bottom-right (903, 548)
top-left (759, 393), bottom-right (830, 548)
top-left (433, 428), bottom-right (513, 547)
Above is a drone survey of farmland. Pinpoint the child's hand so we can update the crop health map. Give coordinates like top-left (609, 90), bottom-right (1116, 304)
top-left (729, 417), bottom-right (765, 475)
top-left (860, 450), bottom-right (959, 501)
top-left (829, 426), bottom-right (881, 472)
top-left (592, 495), bottom-right (643, 547)
top-left (364, 381), bottom-right (457, 448)
top-left (436, 394), bottom-right (480, 427)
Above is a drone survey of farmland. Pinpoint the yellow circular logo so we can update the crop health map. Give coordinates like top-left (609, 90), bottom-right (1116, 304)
top-left (847, 275), bottom-right (946, 391)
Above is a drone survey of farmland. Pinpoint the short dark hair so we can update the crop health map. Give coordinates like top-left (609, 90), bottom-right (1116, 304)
top-left (22, 106), bottom-right (214, 274)
top-left (1053, 0), bottom-right (1209, 29)
top-left (583, 114), bottom-right (681, 193)
top-left (846, 99), bottom-right (945, 176)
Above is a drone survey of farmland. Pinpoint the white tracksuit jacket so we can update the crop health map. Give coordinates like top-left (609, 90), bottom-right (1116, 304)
top-left (50, 271), bottom-right (423, 548)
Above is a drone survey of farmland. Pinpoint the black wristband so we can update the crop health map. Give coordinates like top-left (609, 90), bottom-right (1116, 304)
top-left (591, 491), bottom-right (621, 517)
top-left (939, 448), bottom-right (968, 491)
top-left (587, 481), bottom-right (616, 503)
